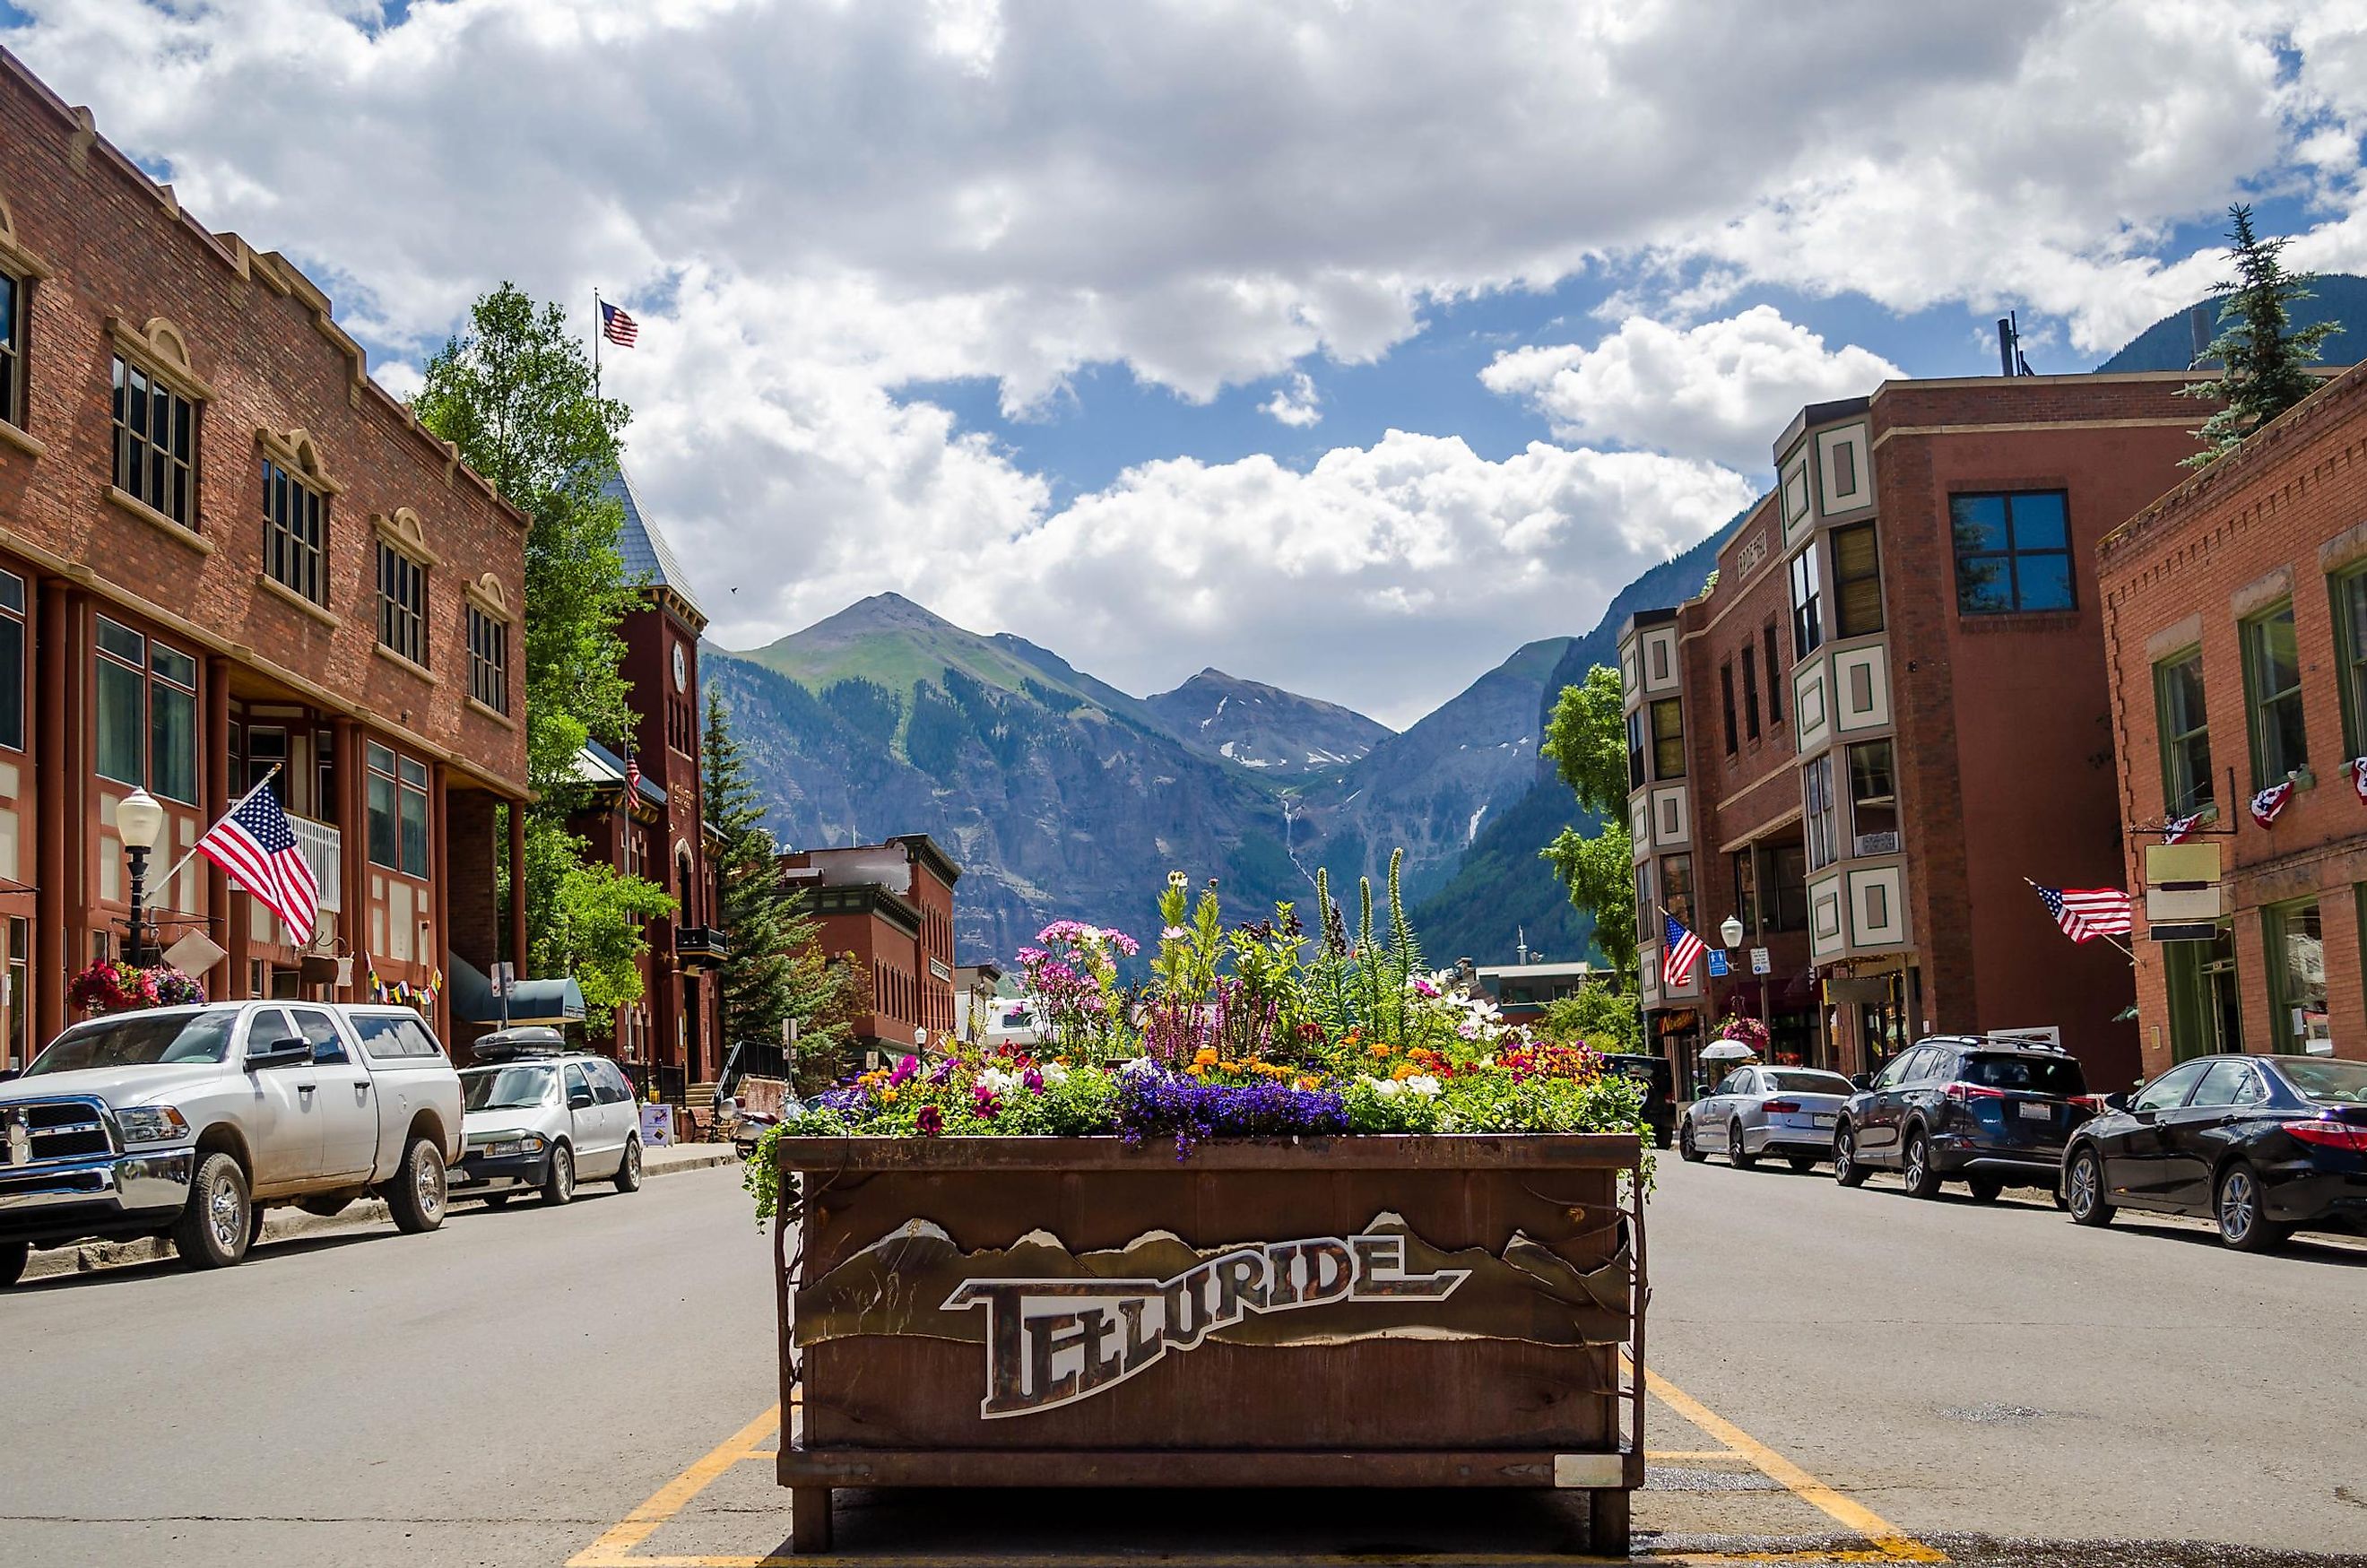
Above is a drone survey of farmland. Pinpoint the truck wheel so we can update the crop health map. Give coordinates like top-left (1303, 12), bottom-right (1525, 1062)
top-left (0, 1241), bottom-right (27, 1286)
top-left (542, 1143), bottom-right (577, 1206)
top-left (385, 1135), bottom-right (448, 1234)
top-left (174, 1152), bottom-right (253, 1269)
top-left (614, 1135), bottom-right (644, 1192)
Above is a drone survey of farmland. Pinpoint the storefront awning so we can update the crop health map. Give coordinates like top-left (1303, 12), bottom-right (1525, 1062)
top-left (447, 954), bottom-right (586, 1027)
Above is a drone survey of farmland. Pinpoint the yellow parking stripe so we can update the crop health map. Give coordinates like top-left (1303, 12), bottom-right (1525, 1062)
top-left (567, 1403), bottom-right (783, 1567)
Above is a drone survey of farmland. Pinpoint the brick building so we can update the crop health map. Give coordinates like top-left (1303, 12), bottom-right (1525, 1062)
top-left (2100, 360), bottom-right (2367, 1073)
top-left (0, 50), bottom-right (528, 1062)
top-left (1622, 374), bottom-right (2204, 1095)
top-left (778, 836), bottom-right (959, 1069)
top-left (567, 468), bottom-right (724, 1100)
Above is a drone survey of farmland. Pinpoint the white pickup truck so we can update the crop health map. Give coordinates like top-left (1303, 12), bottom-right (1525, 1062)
top-left (0, 1001), bottom-right (464, 1282)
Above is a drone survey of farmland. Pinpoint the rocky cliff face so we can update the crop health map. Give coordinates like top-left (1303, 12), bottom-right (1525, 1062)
top-left (1145, 668), bottom-right (1391, 776)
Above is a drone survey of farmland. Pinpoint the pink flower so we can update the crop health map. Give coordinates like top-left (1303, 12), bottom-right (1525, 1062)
top-left (1161, 925), bottom-right (1189, 941)
top-left (916, 1105), bottom-right (943, 1137)
top-left (1023, 1066), bottom-right (1045, 1095)
top-left (889, 1053), bottom-right (919, 1086)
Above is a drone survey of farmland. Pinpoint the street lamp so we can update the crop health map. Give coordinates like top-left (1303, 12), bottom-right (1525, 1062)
top-left (1720, 914), bottom-right (1745, 950)
top-left (117, 789), bottom-right (167, 967)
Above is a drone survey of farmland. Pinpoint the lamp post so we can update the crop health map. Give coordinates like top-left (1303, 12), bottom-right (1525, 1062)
top-left (117, 789), bottom-right (167, 967)
top-left (1720, 914), bottom-right (1745, 950)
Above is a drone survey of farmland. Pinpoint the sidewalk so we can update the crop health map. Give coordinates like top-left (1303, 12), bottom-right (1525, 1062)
top-left (20, 1139), bottom-right (742, 1283)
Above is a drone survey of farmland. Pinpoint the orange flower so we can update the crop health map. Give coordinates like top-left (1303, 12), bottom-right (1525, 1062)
top-left (880, 1087), bottom-right (899, 1104)
top-left (1367, 1042), bottom-right (1392, 1058)
top-left (1392, 1061), bottom-right (1419, 1081)
top-left (1193, 1046), bottom-right (1219, 1066)
top-left (1296, 1075), bottom-right (1321, 1091)
top-left (1187, 1062), bottom-right (1208, 1077)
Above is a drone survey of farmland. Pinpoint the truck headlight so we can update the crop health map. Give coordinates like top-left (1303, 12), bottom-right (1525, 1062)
top-left (116, 1106), bottom-right (190, 1145)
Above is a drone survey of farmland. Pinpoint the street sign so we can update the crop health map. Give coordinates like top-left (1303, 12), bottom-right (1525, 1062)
top-left (1749, 947), bottom-right (1771, 975)
top-left (490, 961), bottom-right (516, 998)
top-left (164, 930), bottom-right (226, 976)
top-left (2144, 843), bottom-right (2223, 938)
top-left (1706, 949), bottom-right (1730, 978)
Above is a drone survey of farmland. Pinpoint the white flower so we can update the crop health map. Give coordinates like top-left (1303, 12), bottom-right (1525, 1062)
top-left (1118, 1055), bottom-right (1160, 1077)
top-left (1405, 1075), bottom-right (1443, 1097)
top-left (1371, 1078), bottom-right (1403, 1099)
top-left (977, 1067), bottom-right (1019, 1096)
top-left (1038, 1062), bottom-right (1071, 1087)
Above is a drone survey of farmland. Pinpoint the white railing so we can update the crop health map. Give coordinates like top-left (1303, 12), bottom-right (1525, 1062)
top-left (289, 813), bottom-right (342, 911)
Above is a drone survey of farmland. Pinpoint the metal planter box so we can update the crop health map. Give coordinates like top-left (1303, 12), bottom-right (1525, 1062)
top-left (773, 1133), bottom-right (1646, 1555)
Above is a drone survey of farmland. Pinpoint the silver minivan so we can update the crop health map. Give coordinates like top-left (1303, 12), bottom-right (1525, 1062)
top-left (453, 1044), bottom-right (644, 1206)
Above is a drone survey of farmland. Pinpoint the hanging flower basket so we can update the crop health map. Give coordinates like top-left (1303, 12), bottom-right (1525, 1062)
top-left (1709, 1012), bottom-right (1771, 1054)
top-left (67, 961), bottom-right (207, 1018)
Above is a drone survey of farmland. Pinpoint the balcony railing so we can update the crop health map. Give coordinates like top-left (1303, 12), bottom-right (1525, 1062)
top-left (289, 813), bottom-right (342, 912)
top-left (675, 925), bottom-right (729, 970)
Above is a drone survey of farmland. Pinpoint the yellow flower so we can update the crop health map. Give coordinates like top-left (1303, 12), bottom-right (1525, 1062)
top-left (1187, 1062), bottom-right (1208, 1077)
top-left (1296, 1075), bottom-right (1320, 1091)
top-left (1392, 1061), bottom-right (1418, 1081)
top-left (1367, 1043), bottom-right (1392, 1058)
top-left (880, 1087), bottom-right (899, 1104)
top-left (1193, 1047), bottom-right (1219, 1066)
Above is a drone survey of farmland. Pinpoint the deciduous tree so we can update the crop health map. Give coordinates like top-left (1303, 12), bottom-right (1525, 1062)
top-left (1540, 663), bottom-right (1639, 982)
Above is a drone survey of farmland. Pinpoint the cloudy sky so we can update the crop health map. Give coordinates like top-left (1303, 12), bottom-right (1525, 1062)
top-left (5, 2), bottom-right (2365, 726)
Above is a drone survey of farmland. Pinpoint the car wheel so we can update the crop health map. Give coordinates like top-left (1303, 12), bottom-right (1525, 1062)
top-left (542, 1143), bottom-right (577, 1206)
top-left (1834, 1124), bottom-right (1869, 1187)
top-left (385, 1135), bottom-right (447, 1234)
top-left (1901, 1129), bottom-right (1943, 1200)
top-left (1788, 1154), bottom-right (1819, 1174)
top-left (173, 1151), bottom-right (253, 1269)
top-left (1678, 1120), bottom-right (1705, 1163)
top-left (614, 1135), bottom-right (645, 1192)
top-left (2065, 1144), bottom-right (2113, 1226)
top-left (1729, 1122), bottom-right (1758, 1170)
top-left (0, 1241), bottom-right (27, 1286)
top-left (1967, 1175), bottom-right (2004, 1203)
top-left (1653, 1122), bottom-right (1673, 1151)
top-left (2215, 1162), bottom-right (2293, 1253)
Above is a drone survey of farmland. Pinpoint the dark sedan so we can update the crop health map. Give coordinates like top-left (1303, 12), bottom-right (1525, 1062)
top-left (2062, 1054), bottom-right (2367, 1252)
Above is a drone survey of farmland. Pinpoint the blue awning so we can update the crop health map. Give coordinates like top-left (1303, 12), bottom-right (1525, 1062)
top-left (447, 954), bottom-right (586, 1027)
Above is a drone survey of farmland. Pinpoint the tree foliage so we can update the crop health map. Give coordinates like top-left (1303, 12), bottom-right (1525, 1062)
top-left (1538, 982), bottom-right (1645, 1055)
top-left (1542, 820), bottom-right (1637, 980)
top-left (2180, 204), bottom-right (2343, 469)
top-left (416, 284), bottom-right (669, 1005)
top-left (1539, 663), bottom-right (1639, 981)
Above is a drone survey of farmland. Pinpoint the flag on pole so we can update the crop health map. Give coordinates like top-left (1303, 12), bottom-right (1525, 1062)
top-left (2162, 813), bottom-right (2203, 845)
top-left (195, 786), bottom-right (322, 944)
top-left (1662, 913), bottom-right (1706, 989)
top-left (599, 300), bottom-right (638, 347)
top-left (624, 749), bottom-right (643, 798)
top-left (2348, 757), bottom-right (2367, 805)
top-left (2033, 885), bottom-right (2133, 944)
top-left (2250, 780), bottom-right (2295, 829)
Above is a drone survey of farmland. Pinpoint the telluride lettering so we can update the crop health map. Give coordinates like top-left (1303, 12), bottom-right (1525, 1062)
top-left (943, 1230), bottom-right (1470, 1417)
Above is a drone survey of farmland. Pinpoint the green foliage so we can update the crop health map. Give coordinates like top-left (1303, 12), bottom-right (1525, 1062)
top-left (1539, 981), bottom-right (1645, 1055)
top-left (1543, 819), bottom-right (1637, 982)
top-left (2180, 204), bottom-right (2345, 469)
top-left (823, 678), bottom-right (904, 747)
top-left (1542, 665), bottom-right (1628, 816)
top-left (541, 853), bottom-right (676, 1018)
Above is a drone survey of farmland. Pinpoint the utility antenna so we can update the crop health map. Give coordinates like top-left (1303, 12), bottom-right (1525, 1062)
top-left (1996, 311), bottom-right (2035, 377)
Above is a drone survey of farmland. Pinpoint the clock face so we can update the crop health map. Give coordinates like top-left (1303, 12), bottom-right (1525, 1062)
top-left (672, 643), bottom-right (689, 693)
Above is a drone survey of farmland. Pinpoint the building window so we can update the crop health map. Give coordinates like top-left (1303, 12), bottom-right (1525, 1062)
top-left (2263, 898), bottom-right (2328, 1055)
top-left (2241, 602), bottom-right (2306, 786)
top-left (0, 569), bottom-right (22, 752)
top-left (0, 269), bottom-right (23, 433)
top-left (95, 615), bottom-right (197, 803)
top-left (1950, 490), bottom-right (2072, 614)
top-left (1832, 522), bottom-right (1883, 637)
top-left (1720, 662), bottom-right (1738, 756)
top-left (1730, 849), bottom-right (1759, 936)
top-left (468, 606), bottom-right (508, 715)
top-left (1764, 843), bottom-right (1809, 932)
top-left (1660, 853), bottom-right (1695, 930)
top-left (377, 541), bottom-right (428, 667)
top-left (110, 354), bottom-right (198, 526)
top-left (365, 741), bottom-right (430, 877)
top-left (1741, 643), bottom-right (1761, 741)
top-left (1803, 754), bottom-right (1837, 871)
top-left (2336, 568), bottom-right (2367, 757)
top-left (1625, 709), bottom-right (1646, 791)
top-left (262, 456), bottom-right (326, 605)
top-left (2154, 647), bottom-right (2212, 818)
top-left (1789, 541), bottom-right (1824, 658)
top-left (1651, 697), bottom-right (1685, 779)
top-left (1763, 622), bottom-right (1783, 724)
top-left (1634, 862), bottom-right (1652, 946)
top-left (242, 724), bottom-right (288, 804)
top-left (1848, 741), bottom-right (1898, 853)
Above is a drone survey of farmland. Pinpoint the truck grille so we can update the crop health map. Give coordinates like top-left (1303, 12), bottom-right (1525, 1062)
top-left (0, 1097), bottom-right (117, 1165)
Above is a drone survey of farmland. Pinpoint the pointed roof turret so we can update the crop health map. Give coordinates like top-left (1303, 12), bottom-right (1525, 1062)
top-left (602, 466), bottom-right (707, 628)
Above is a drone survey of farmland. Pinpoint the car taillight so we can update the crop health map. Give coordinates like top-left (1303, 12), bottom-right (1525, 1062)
top-left (2285, 1119), bottom-right (2367, 1152)
top-left (1943, 1082), bottom-right (2004, 1104)
top-left (1762, 1099), bottom-right (1801, 1113)
top-left (2071, 1095), bottom-right (2107, 1113)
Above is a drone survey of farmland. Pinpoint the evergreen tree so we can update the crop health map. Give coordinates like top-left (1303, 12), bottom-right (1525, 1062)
top-left (414, 284), bottom-right (671, 1007)
top-left (2179, 204), bottom-right (2343, 469)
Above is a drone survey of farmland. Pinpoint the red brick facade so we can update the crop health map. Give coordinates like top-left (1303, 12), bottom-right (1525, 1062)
top-left (2100, 360), bottom-right (2367, 1074)
top-left (0, 49), bottom-right (528, 1060)
top-left (1625, 375), bottom-right (2201, 1096)
top-left (779, 836), bottom-right (959, 1066)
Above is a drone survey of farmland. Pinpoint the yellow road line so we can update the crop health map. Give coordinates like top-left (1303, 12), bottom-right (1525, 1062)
top-left (1640, 1364), bottom-right (1944, 1563)
top-left (567, 1403), bottom-right (783, 1568)
top-left (1644, 1449), bottom-right (1746, 1461)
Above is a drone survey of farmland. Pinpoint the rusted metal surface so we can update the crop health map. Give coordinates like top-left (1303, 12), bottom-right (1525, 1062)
top-left (773, 1133), bottom-right (1644, 1553)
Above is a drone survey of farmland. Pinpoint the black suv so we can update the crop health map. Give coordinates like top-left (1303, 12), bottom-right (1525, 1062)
top-left (1602, 1053), bottom-right (1675, 1149)
top-left (1833, 1036), bottom-right (2097, 1200)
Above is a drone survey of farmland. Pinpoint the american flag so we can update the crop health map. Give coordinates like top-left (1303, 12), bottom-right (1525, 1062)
top-left (599, 300), bottom-right (638, 348)
top-left (2033, 885), bottom-right (2132, 944)
top-left (2162, 813), bottom-right (2203, 845)
top-left (195, 786), bottom-right (321, 944)
top-left (624, 750), bottom-right (643, 797)
top-left (2250, 780), bottom-right (2295, 829)
top-left (1662, 913), bottom-right (1706, 989)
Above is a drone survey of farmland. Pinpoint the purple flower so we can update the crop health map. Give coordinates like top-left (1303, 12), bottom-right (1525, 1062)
top-left (971, 1086), bottom-right (1001, 1120)
top-left (916, 1105), bottom-right (943, 1137)
top-left (889, 1053), bottom-right (919, 1086)
top-left (928, 1056), bottom-right (957, 1084)
top-left (1023, 1066), bottom-right (1045, 1095)
top-left (1114, 1070), bottom-right (1347, 1161)
top-left (1161, 925), bottom-right (1189, 941)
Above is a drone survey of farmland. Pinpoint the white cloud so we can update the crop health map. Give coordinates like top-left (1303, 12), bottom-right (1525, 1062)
top-left (1482, 308), bottom-right (1903, 472)
top-left (1260, 371), bottom-right (1323, 428)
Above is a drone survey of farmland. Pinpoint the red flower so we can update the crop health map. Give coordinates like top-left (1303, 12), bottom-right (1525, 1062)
top-left (916, 1105), bottom-right (943, 1137)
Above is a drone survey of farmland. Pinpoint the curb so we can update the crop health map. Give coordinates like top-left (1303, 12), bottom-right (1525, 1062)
top-left (19, 1143), bottom-right (743, 1284)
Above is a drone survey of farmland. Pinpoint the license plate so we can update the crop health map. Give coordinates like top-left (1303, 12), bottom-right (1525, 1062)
top-left (1812, 1114), bottom-right (1836, 1128)
top-left (2018, 1102), bottom-right (2051, 1121)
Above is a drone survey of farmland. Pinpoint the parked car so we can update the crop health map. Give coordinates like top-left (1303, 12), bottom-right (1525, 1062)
top-left (1601, 1053), bottom-right (1675, 1149)
top-left (1833, 1036), bottom-right (2095, 1200)
top-left (2061, 1053), bottom-right (2367, 1251)
top-left (1680, 1065), bottom-right (1855, 1170)
top-left (0, 1002), bottom-right (462, 1283)
top-left (454, 1048), bottom-right (644, 1207)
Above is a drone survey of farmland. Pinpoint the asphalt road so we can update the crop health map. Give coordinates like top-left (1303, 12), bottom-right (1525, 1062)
top-left (3, 1152), bottom-right (2363, 1565)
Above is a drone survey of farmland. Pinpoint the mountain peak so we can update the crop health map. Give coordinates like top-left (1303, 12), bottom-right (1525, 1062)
top-left (1146, 668), bottom-right (1391, 775)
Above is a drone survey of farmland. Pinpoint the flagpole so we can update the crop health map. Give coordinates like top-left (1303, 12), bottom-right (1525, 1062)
top-left (594, 288), bottom-right (602, 403)
top-left (153, 764), bottom-right (283, 892)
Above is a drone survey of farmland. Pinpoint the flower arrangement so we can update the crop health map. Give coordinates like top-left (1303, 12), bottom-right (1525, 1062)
top-left (1710, 1012), bottom-right (1772, 1053)
top-left (67, 961), bottom-right (206, 1018)
top-left (751, 850), bottom-right (1650, 1202)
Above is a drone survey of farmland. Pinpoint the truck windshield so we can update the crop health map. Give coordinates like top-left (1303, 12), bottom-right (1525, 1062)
top-left (464, 1065), bottom-right (558, 1111)
top-left (26, 1012), bottom-right (235, 1075)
